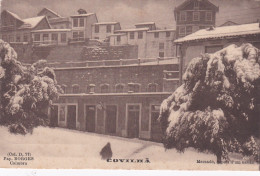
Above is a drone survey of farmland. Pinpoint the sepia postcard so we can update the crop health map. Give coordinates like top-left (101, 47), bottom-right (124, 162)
top-left (0, 0), bottom-right (259, 171)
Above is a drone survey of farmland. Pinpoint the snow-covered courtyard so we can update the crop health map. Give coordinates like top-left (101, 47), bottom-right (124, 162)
top-left (0, 126), bottom-right (258, 170)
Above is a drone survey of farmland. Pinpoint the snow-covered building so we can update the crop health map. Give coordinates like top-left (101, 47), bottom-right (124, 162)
top-left (0, 10), bottom-right (51, 43)
top-left (110, 23), bottom-right (176, 59)
top-left (37, 8), bottom-right (71, 29)
top-left (174, 22), bottom-right (260, 82)
top-left (50, 58), bottom-right (180, 142)
top-left (70, 11), bottom-right (98, 43)
top-left (174, 0), bottom-right (219, 38)
top-left (91, 22), bottom-right (121, 41)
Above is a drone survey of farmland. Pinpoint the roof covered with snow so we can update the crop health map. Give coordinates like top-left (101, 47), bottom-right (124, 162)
top-left (31, 29), bottom-right (71, 33)
top-left (5, 10), bottom-right (23, 22)
top-left (175, 23), bottom-right (260, 43)
top-left (135, 22), bottom-right (155, 26)
top-left (19, 16), bottom-right (47, 29)
top-left (116, 28), bottom-right (149, 32)
top-left (70, 13), bottom-right (95, 18)
top-left (94, 22), bottom-right (119, 25)
top-left (37, 7), bottom-right (62, 18)
top-left (147, 29), bottom-right (175, 33)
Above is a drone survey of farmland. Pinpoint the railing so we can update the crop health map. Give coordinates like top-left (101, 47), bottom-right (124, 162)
top-left (44, 57), bottom-right (180, 68)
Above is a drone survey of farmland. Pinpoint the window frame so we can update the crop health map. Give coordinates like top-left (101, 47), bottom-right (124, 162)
top-left (193, 11), bottom-right (200, 21)
top-left (154, 32), bottom-right (159, 38)
top-left (179, 26), bottom-right (186, 36)
top-left (106, 24), bottom-right (112, 33)
top-left (95, 25), bottom-right (99, 33)
top-left (73, 18), bottom-right (79, 27)
top-left (166, 31), bottom-right (171, 37)
top-left (60, 33), bottom-right (67, 43)
top-left (180, 11), bottom-right (187, 21)
top-left (138, 31), bottom-right (143, 39)
top-left (130, 32), bottom-right (135, 39)
top-left (206, 12), bottom-right (212, 21)
top-left (79, 18), bottom-right (84, 27)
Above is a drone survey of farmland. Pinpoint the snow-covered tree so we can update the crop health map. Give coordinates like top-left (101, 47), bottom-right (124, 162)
top-left (159, 43), bottom-right (260, 163)
top-left (0, 40), bottom-right (62, 134)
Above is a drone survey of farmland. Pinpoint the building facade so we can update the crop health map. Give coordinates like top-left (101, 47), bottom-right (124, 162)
top-left (0, 10), bottom-right (51, 43)
top-left (92, 22), bottom-right (121, 41)
top-left (50, 59), bottom-right (180, 142)
top-left (174, 22), bottom-right (260, 83)
top-left (174, 0), bottom-right (219, 38)
top-left (110, 23), bottom-right (176, 59)
top-left (70, 12), bottom-right (98, 42)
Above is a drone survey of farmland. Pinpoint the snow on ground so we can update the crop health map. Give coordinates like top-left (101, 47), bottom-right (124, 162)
top-left (0, 126), bottom-right (258, 170)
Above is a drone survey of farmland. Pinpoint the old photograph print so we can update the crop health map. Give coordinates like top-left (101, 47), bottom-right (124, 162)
top-left (0, 0), bottom-right (259, 170)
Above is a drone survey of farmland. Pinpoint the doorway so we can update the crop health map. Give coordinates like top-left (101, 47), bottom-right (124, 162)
top-left (106, 105), bottom-right (117, 134)
top-left (127, 104), bottom-right (140, 138)
top-left (67, 105), bottom-right (77, 129)
top-left (50, 105), bottom-right (58, 127)
top-left (85, 105), bottom-right (96, 132)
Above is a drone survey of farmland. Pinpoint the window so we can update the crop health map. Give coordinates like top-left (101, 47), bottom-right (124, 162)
top-left (100, 84), bottom-right (109, 93)
top-left (128, 83), bottom-right (140, 92)
top-left (186, 26), bottom-right (192, 35)
top-left (59, 105), bottom-right (66, 121)
top-left (34, 34), bottom-right (40, 41)
top-left (88, 84), bottom-right (96, 94)
top-left (138, 31), bottom-right (143, 39)
top-left (166, 31), bottom-right (171, 37)
top-left (159, 52), bottom-right (164, 58)
top-left (106, 25), bottom-right (111, 33)
top-left (43, 34), bottom-right (49, 43)
top-left (79, 31), bottom-right (84, 40)
top-left (23, 34), bottom-right (29, 42)
top-left (194, 1), bottom-right (199, 8)
top-left (133, 84), bottom-right (140, 92)
top-left (117, 36), bottom-right (121, 42)
top-left (205, 45), bottom-right (223, 53)
top-left (154, 32), bottom-right (159, 38)
top-left (180, 11), bottom-right (186, 21)
top-left (61, 33), bottom-right (67, 43)
top-left (206, 12), bottom-right (212, 21)
top-left (73, 32), bottom-right (78, 39)
top-left (159, 43), bottom-right (164, 50)
top-left (16, 35), bottom-right (20, 42)
top-left (179, 26), bottom-right (185, 36)
top-left (193, 12), bottom-right (200, 21)
top-left (51, 33), bottom-right (58, 42)
top-left (115, 84), bottom-right (124, 93)
top-left (95, 25), bottom-right (99, 33)
top-left (148, 83), bottom-right (157, 92)
top-left (130, 32), bottom-right (135, 39)
top-left (79, 18), bottom-right (84, 27)
top-left (73, 18), bottom-right (78, 27)
top-left (72, 84), bottom-right (80, 93)
top-left (61, 85), bottom-right (67, 93)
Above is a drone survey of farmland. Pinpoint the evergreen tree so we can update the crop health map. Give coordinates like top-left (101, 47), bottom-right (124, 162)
top-left (0, 40), bottom-right (62, 134)
top-left (159, 43), bottom-right (260, 163)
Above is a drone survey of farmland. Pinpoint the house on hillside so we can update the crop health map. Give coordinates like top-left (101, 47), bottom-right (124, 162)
top-left (174, 22), bottom-right (260, 83)
top-left (174, 0), bottom-right (219, 38)
top-left (110, 22), bottom-right (176, 59)
top-left (91, 22), bottom-right (121, 41)
top-left (37, 8), bottom-right (71, 29)
top-left (0, 10), bottom-right (51, 43)
top-left (70, 10), bottom-right (98, 43)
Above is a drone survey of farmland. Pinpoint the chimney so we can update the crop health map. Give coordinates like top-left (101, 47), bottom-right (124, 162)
top-left (78, 9), bottom-right (87, 14)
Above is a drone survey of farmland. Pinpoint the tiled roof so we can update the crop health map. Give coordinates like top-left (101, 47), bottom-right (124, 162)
top-left (175, 23), bottom-right (260, 43)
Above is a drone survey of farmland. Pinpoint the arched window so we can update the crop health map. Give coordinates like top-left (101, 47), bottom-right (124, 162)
top-left (147, 83), bottom-right (158, 92)
top-left (87, 84), bottom-right (96, 94)
top-left (100, 84), bottom-right (109, 93)
top-left (128, 83), bottom-right (141, 93)
top-left (72, 84), bottom-right (80, 94)
top-left (61, 84), bottom-right (67, 94)
top-left (115, 84), bottom-right (124, 93)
